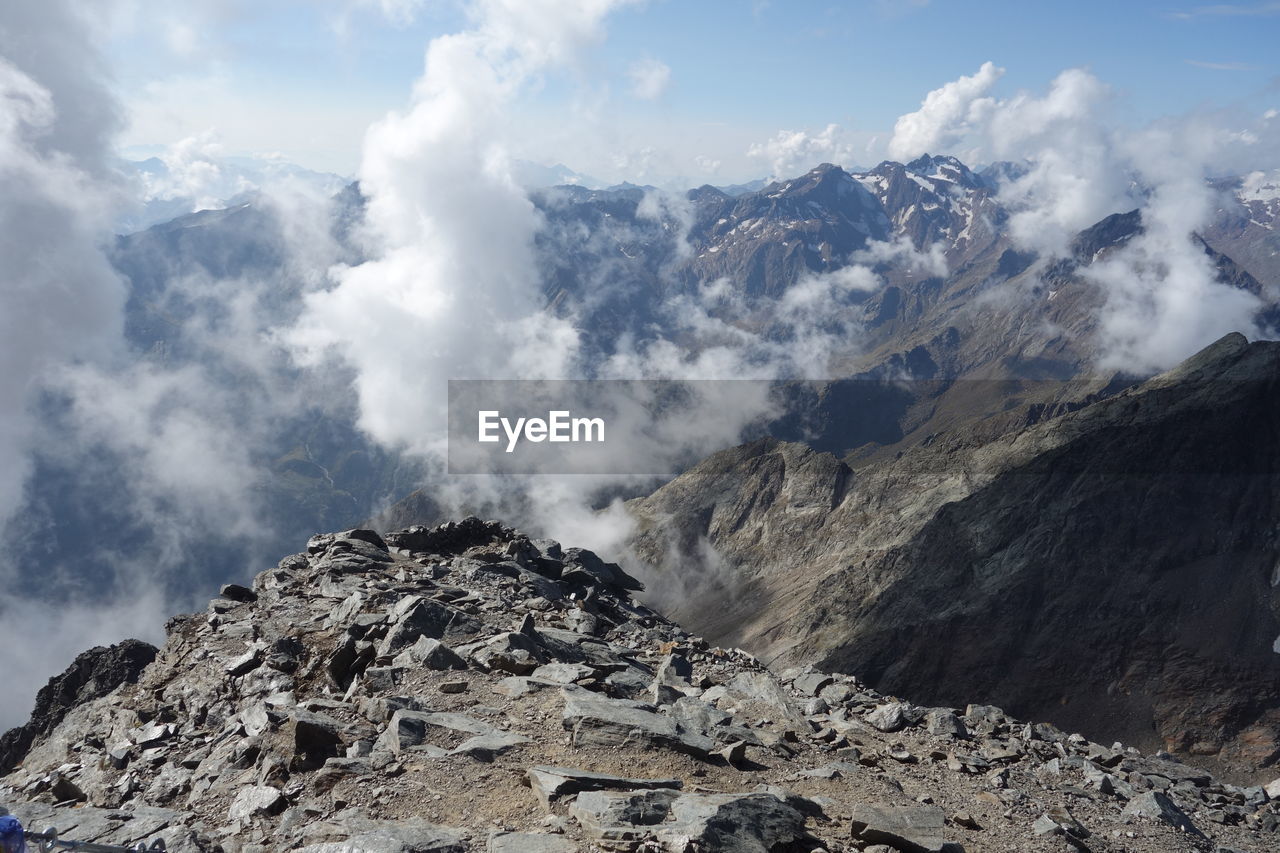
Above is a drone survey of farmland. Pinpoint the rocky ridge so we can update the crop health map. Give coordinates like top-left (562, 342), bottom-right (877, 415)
top-left (625, 334), bottom-right (1280, 780)
top-left (3, 519), bottom-right (1280, 851)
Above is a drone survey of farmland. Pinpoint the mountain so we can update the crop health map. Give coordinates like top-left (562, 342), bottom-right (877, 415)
top-left (682, 165), bottom-right (892, 298)
top-left (8, 152), bottom-right (1279, 730)
top-left (3, 519), bottom-right (1278, 851)
top-left (511, 161), bottom-right (602, 190)
top-left (117, 156), bottom-right (348, 235)
top-left (713, 178), bottom-right (768, 196)
top-left (625, 333), bottom-right (1280, 781)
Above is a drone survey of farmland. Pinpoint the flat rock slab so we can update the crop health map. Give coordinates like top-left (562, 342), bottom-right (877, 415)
top-left (5, 802), bottom-right (206, 851)
top-left (571, 789), bottom-right (814, 852)
top-left (487, 831), bottom-right (577, 853)
top-left (297, 822), bottom-right (466, 853)
top-left (850, 803), bottom-right (965, 853)
top-left (377, 709), bottom-right (530, 760)
top-left (561, 689), bottom-right (713, 757)
top-left (527, 765), bottom-right (682, 809)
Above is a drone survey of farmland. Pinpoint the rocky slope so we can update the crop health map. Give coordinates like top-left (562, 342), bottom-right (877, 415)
top-left (4, 518), bottom-right (1279, 851)
top-left (625, 333), bottom-right (1280, 784)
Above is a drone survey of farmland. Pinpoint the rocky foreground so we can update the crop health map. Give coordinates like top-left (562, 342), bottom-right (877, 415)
top-left (2, 519), bottom-right (1279, 852)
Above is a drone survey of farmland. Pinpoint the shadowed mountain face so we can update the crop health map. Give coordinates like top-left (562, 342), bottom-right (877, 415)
top-left (626, 334), bottom-right (1280, 780)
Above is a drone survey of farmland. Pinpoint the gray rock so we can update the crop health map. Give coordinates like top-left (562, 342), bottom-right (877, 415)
top-left (526, 765), bottom-right (682, 810)
top-left (378, 597), bottom-right (480, 658)
top-left (470, 632), bottom-right (546, 675)
top-left (559, 547), bottom-right (643, 591)
top-left (792, 671), bottom-right (835, 697)
top-left (220, 583), bottom-right (258, 603)
top-left (571, 789), bottom-right (814, 852)
top-left (487, 831), bottom-right (575, 853)
top-left (850, 803), bottom-right (965, 853)
top-left (265, 636), bottom-right (305, 673)
top-left (228, 785), bottom-right (286, 822)
top-left (530, 662), bottom-right (593, 684)
top-left (1033, 805), bottom-right (1087, 838)
top-left (866, 702), bottom-right (911, 733)
top-left (1122, 791), bottom-right (1203, 836)
top-left (570, 788), bottom-right (681, 843)
top-left (390, 636), bottom-right (467, 671)
top-left (225, 646), bottom-right (265, 677)
top-left (375, 710), bottom-right (528, 760)
top-left (561, 689), bottom-right (713, 757)
top-left (720, 671), bottom-right (803, 721)
top-left (286, 709), bottom-right (345, 771)
top-left (297, 822), bottom-right (466, 853)
top-left (926, 709), bottom-right (967, 738)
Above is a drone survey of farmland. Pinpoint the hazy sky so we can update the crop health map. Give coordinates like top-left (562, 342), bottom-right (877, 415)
top-left (106, 0), bottom-right (1280, 183)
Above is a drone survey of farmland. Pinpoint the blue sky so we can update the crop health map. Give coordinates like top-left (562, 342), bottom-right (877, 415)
top-left (107, 0), bottom-right (1280, 182)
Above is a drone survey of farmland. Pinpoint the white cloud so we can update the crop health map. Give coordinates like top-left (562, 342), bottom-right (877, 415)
top-left (1184, 59), bottom-right (1256, 71)
top-left (890, 62), bottom-right (1280, 372)
top-left (0, 2), bottom-right (128, 529)
top-left (1169, 2), bottom-right (1280, 19)
top-left (628, 57), bottom-right (671, 100)
top-left (888, 61), bottom-right (1004, 162)
top-left (285, 0), bottom-right (641, 457)
top-left (747, 123), bottom-right (856, 180)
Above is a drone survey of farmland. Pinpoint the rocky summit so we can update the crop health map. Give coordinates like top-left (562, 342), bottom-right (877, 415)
top-left (3, 519), bottom-right (1280, 851)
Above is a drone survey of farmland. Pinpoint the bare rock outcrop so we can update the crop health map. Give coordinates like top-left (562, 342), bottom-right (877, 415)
top-left (1, 518), bottom-right (1278, 851)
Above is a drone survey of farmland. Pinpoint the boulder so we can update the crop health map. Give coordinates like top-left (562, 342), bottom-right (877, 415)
top-left (1122, 791), bottom-right (1203, 837)
top-left (561, 690), bottom-right (713, 757)
top-left (391, 637), bottom-right (467, 671)
top-left (850, 804), bottom-right (965, 853)
top-left (228, 785), bottom-right (286, 822)
top-left (570, 789), bottom-right (815, 852)
top-left (866, 702), bottom-right (912, 733)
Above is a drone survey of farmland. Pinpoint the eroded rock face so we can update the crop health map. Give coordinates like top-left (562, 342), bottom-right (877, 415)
top-left (1, 519), bottom-right (1278, 852)
top-left (627, 335), bottom-right (1280, 780)
top-left (0, 639), bottom-right (158, 773)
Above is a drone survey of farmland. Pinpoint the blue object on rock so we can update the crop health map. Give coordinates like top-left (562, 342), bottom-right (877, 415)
top-left (0, 815), bottom-right (25, 853)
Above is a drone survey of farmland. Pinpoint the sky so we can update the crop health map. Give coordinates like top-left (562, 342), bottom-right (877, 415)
top-left (105, 0), bottom-right (1280, 183)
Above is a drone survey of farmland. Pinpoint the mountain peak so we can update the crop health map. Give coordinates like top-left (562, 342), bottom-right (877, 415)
top-left (903, 153), bottom-right (986, 189)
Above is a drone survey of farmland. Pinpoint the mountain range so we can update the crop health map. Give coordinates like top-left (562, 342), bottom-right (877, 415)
top-left (6, 151), bottom-right (1280, 793)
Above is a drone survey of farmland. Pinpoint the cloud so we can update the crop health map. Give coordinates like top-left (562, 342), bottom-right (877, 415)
top-left (135, 130), bottom-right (244, 209)
top-left (1185, 59), bottom-right (1257, 71)
top-left (1087, 118), bottom-right (1266, 372)
top-left (285, 0), bottom-right (642, 459)
top-left (984, 68), bottom-right (1129, 255)
top-left (361, 0), bottom-right (430, 26)
top-left (1169, 2), bottom-right (1280, 18)
top-left (628, 57), bottom-right (671, 100)
top-left (747, 124), bottom-right (856, 179)
top-left (0, 1), bottom-right (128, 531)
top-left (890, 62), bottom-right (1280, 372)
top-left (888, 61), bottom-right (1004, 162)
top-left (876, 0), bottom-right (932, 13)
